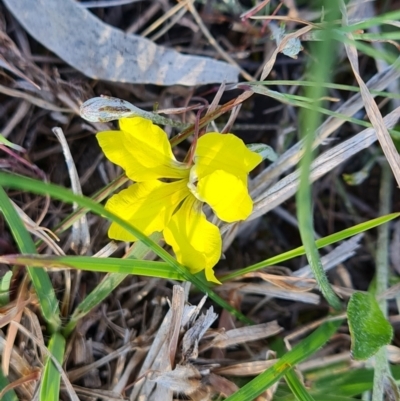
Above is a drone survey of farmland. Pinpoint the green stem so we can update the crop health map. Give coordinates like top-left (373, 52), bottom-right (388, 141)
top-left (372, 162), bottom-right (393, 401)
top-left (296, 3), bottom-right (342, 310)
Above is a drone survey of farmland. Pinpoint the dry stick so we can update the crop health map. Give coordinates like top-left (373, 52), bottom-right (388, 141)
top-left (52, 127), bottom-right (90, 255)
top-left (67, 341), bottom-right (137, 382)
top-left (142, 0), bottom-right (189, 38)
top-left (0, 84), bottom-right (71, 113)
top-left (168, 286), bottom-right (185, 368)
top-left (186, 0), bottom-right (255, 82)
top-left (260, 24), bottom-right (312, 80)
top-left (1, 100), bottom-right (31, 138)
top-left (340, 1), bottom-right (400, 188)
top-left (170, 90), bottom-right (254, 146)
top-left (150, 8), bottom-right (188, 42)
top-left (11, 201), bottom-right (64, 255)
top-left (1, 278), bottom-right (29, 376)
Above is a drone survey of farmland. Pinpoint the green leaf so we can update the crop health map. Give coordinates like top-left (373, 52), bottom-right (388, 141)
top-left (347, 292), bottom-right (393, 360)
top-left (40, 332), bottom-right (65, 401)
top-left (247, 143), bottom-right (278, 162)
top-left (225, 319), bottom-right (343, 401)
top-left (0, 133), bottom-right (26, 153)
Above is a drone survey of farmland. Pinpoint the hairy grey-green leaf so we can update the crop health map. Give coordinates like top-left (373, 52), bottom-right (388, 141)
top-left (348, 292), bottom-right (393, 360)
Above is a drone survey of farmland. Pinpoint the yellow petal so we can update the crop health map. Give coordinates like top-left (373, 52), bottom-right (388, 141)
top-left (106, 179), bottom-right (189, 241)
top-left (163, 196), bottom-right (221, 283)
top-left (97, 117), bottom-right (189, 181)
top-left (194, 133), bottom-right (262, 179)
top-left (196, 170), bottom-right (253, 222)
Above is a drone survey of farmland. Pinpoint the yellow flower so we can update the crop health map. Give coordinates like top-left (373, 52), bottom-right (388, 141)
top-left (97, 117), bottom-right (262, 283)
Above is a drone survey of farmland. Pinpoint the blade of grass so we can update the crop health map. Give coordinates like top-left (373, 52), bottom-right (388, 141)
top-left (0, 271), bottom-right (12, 306)
top-left (278, 393), bottom-right (367, 401)
top-left (0, 254), bottom-right (186, 280)
top-left (0, 172), bottom-right (253, 325)
top-left (285, 370), bottom-right (316, 401)
top-left (353, 31), bottom-right (400, 41)
top-left (296, 3), bottom-right (342, 310)
top-left (248, 84), bottom-right (398, 141)
top-left (0, 186), bottom-right (61, 332)
top-left (248, 85), bottom-right (399, 142)
top-left (340, 9), bottom-right (400, 32)
top-left (39, 332), bottom-right (65, 401)
top-left (313, 366), bottom-right (400, 397)
top-left (332, 30), bottom-right (398, 67)
top-left (273, 331), bottom-right (316, 401)
top-left (274, 339), bottom-right (316, 401)
top-left (221, 213), bottom-right (399, 281)
top-left (225, 319), bottom-right (343, 401)
top-left (253, 80), bottom-right (400, 100)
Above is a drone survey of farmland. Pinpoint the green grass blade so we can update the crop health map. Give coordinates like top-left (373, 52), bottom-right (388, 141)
top-left (285, 370), bottom-right (316, 401)
top-left (331, 29), bottom-right (398, 66)
top-left (0, 187), bottom-right (61, 332)
top-left (225, 319), bottom-right (343, 401)
top-left (0, 172), bottom-right (252, 325)
top-left (313, 366), bottom-right (400, 397)
top-left (274, 334), bottom-right (315, 401)
top-left (353, 31), bottom-right (400, 41)
top-left (221, 213), bottom-right (400, 281)
top-left (276, 366), bottom-right (400, 400)
top-left (248, 85), bottom-right (398, 139)
top-left (340, 9), bottom-right (400, 32)
top-left (277, 393), bottom-right (365, 401)
top-left (0, 254), bottom-right (186, 280)
top-left (284, 2), bottom-right (338, 310)
top-left (39, 332), bottom-right (65, 401)
top-left (253, 80), bottom-right (400, 100)
top-left (0, 271), bottom-right (12, 306)
top-left (64, 232), bottom-right (162, 336)
top-left (249, 85), bottom-right (371, 130)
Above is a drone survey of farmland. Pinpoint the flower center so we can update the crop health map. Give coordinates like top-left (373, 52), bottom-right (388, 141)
top-left (187, 166), bottom-right (205, 202)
